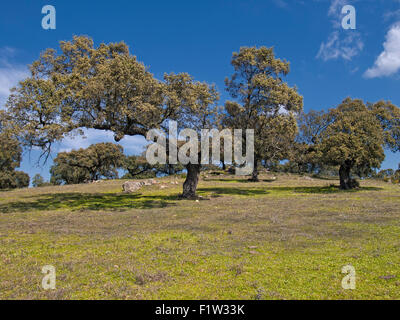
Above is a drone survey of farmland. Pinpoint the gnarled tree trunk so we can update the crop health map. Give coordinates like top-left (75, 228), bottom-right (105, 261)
top-left (249, 158), bottom-right (259, 182)
top-left (339, 163), bottom-right (351, 190)
top-left (181, 163), bottom-right (201, 198)
top-left (339, 161), bottom-right (358, 190)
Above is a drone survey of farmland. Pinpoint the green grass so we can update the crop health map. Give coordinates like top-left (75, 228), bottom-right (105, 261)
top-left (0, 173), bottom-right (399, 299)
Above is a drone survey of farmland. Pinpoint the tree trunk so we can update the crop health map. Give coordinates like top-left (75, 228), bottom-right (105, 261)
top-left (339, 162), bottom-right (355, 190)
top-left (181, 163), bottom-right (201, 198)
top-left (249, 158), bottom-right (259, 182)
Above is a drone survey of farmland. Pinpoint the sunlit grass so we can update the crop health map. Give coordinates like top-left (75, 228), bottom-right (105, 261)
top-left (0, 173), bottom-right (399, 299)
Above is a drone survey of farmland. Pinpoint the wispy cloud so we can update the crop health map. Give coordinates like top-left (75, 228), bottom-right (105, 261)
top-left (317, 0), bottom-right (363, 62)
top-left (383, 9), bottom-right (400, 22)
top-left (328, 0), bottom-right (347, 21)
top-left (364, 23), bottom-right (400, 78)
top-left (58, 129), bottom-right (149, 156)
top-left (317, 31), bottom-right (364, 61)
top-left (0, 47), bottom-right (29, 108)
top-left (272, 0), bottom-right (288, 9)
top-left (272, 0), bottom-right (307, 10)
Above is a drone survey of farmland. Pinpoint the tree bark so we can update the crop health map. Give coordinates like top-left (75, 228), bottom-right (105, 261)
top-left (181, 163), bottom-right (201, 198)
top-left (249, 158), bottom-right (259, 182)
top-left (339, 162), bottom-right (357, 190)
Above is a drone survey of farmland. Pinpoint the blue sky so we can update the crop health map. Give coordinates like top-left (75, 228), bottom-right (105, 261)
top-left (0, 0), bottom-right (399, 181)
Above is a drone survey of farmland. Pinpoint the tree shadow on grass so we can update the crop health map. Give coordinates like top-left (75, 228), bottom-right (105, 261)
top-left (309, 175), bottom-right (338, 181)
top-left (197, 185), bottom-right (383, 197)
top-left (197, 187), bottom-right (270, 197)
top-left (0, 192), bottom-right (179, 213)
top-left (204, 178), bottom-right (277, 183)
top-left (0, 185), bottom-right (384, 213)
top-left (286, 186), bottom-right (383, 194)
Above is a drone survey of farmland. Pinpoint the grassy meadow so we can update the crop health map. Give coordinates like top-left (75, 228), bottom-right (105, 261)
top-left (0, 173), bottom-right (399, 300)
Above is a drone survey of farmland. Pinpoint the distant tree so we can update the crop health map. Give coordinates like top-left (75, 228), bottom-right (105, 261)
top-left (0, 171), bottom-right (30, 190)
top-left (14, 171), bottom-right (30, 188)
top-left (317, 98), bottom-right (400, 189)
top-left (376, 169), bottom-right (394, 179)
top-left (78, 143), bottom-right (124, 180)
top-left (122, 155), bottom-right (185, 179)
top-left (50, 142), bottom-right (124, 184)
top-left (50, 160), bottom-right (89, 185)
top-left (396, 164), bottom-right (400, 181)
top-left (223, 46), bottom-right (303, 181)
top-left (122, 155), bottom-right (157, 179)
top-left (156, 163), bottom-right (185, 176)
top-left (32, 174), bottom-right (46, 187)
top-left (0, 169), bottom-right (30, 190)
top-left (291, 110), bottom-right (333, 174)
top-left (257, 114), bottom-right (298, 173)
top-left (376, 167), bottom-right (400, 183)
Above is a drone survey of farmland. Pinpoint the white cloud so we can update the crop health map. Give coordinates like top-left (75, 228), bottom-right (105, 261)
top-left (317, 0), bottom-right (363, 62)
top-left (328, 0), bottom-right (347, 18)
top-left (317, 31), bottom-right (364, 61)
top-left (0, 47), bottom-right (29, 108)
top-left (58, 129), bottom-right (149, 156)
top-left (364, 23), bottom-right (400, 78)
top-left (0, 66), bottom-right (28, 102)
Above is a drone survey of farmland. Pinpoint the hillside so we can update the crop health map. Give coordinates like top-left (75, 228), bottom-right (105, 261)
top-left (0, 173), bottom-right (399, 299)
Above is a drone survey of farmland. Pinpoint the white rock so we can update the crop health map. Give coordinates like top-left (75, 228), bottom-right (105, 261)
top-left (122, 181), bottom-right (143, 193)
